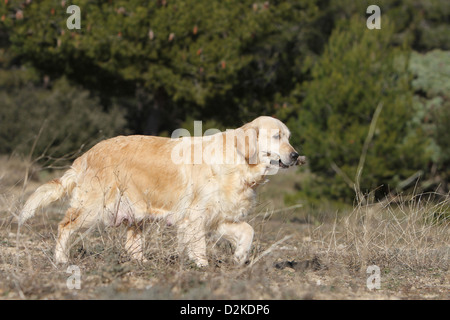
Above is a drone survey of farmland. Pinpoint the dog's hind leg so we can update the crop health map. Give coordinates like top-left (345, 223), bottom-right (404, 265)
top-left (55, 207), bottom-right (86, 264)
top-left (125, 223), bottom-right (146, 261)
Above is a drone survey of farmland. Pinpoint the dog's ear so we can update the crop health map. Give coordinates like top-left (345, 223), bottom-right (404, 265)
top-left (235, 124), bottom-right (258, 164)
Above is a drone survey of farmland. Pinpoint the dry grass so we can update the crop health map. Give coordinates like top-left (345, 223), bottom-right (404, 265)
top-left (0, 161), bottom-right (449, 300)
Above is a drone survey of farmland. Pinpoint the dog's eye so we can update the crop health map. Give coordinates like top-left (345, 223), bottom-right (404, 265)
top-left (273, 134), bottom-right (280, 139)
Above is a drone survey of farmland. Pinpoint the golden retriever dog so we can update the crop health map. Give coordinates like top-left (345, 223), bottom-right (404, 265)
top-left (19, 116), bottom-right (305, 267)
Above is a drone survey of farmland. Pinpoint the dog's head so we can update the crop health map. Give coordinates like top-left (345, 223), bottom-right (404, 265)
top-left (235, 116), bottom-right (306, 170)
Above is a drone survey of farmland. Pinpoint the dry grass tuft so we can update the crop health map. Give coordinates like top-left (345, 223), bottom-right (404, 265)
top-left (311, 193), bottom-right (449, 273)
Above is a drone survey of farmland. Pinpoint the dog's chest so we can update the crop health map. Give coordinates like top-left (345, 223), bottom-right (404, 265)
top-left (203, 175), bottom-right (256, 222)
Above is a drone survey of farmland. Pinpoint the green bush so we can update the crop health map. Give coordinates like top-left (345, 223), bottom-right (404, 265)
top-left (286, 17), bottom-right (431, 203)
top-left (410, 50), bottom-right (450, 190)
top-left (0, 76), bottom-right (126, 164)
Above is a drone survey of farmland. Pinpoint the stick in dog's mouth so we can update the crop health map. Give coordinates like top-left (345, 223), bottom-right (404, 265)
top-left (296, 156), bottom-right (307, 166)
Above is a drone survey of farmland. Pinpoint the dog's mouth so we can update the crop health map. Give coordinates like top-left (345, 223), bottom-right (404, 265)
top-left (264, 151), bottom-right (306, 169)
top-left (270, 159), bottom-right (290, 168)
top-left (270, 156), bottom-right (306, 168)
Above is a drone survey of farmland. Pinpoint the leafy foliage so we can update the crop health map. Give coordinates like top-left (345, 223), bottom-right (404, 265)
top-left (0, 0), bottom-right (449, 203)
top-left (1, 0), bottom-right (335, 132)
top-left (410, 50), bottom-right (450, 190)
top-left (287, 17), bottom-right (431, 202)
top-left (0, 76), bottom-right (126, 161)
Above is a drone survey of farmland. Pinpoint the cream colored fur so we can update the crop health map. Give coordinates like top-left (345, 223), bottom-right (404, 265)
top-left (19, 116), bottom-right (303, 267)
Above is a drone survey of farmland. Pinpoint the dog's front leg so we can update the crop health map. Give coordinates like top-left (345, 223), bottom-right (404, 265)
top-left (177, 215), bottom-right (208, 267)
top-left (217, 221), bottom-right (254, 266)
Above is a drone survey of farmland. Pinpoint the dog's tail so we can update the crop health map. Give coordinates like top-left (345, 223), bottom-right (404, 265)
top-left (19, 168), bottom-right (78, 225)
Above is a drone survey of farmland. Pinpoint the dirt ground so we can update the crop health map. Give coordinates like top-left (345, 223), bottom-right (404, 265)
top-left (0, 161), bottom-right (449, 300)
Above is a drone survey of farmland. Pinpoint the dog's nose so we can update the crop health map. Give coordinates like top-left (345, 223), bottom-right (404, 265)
top-left (290, 152), bottom-right (299, 161)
